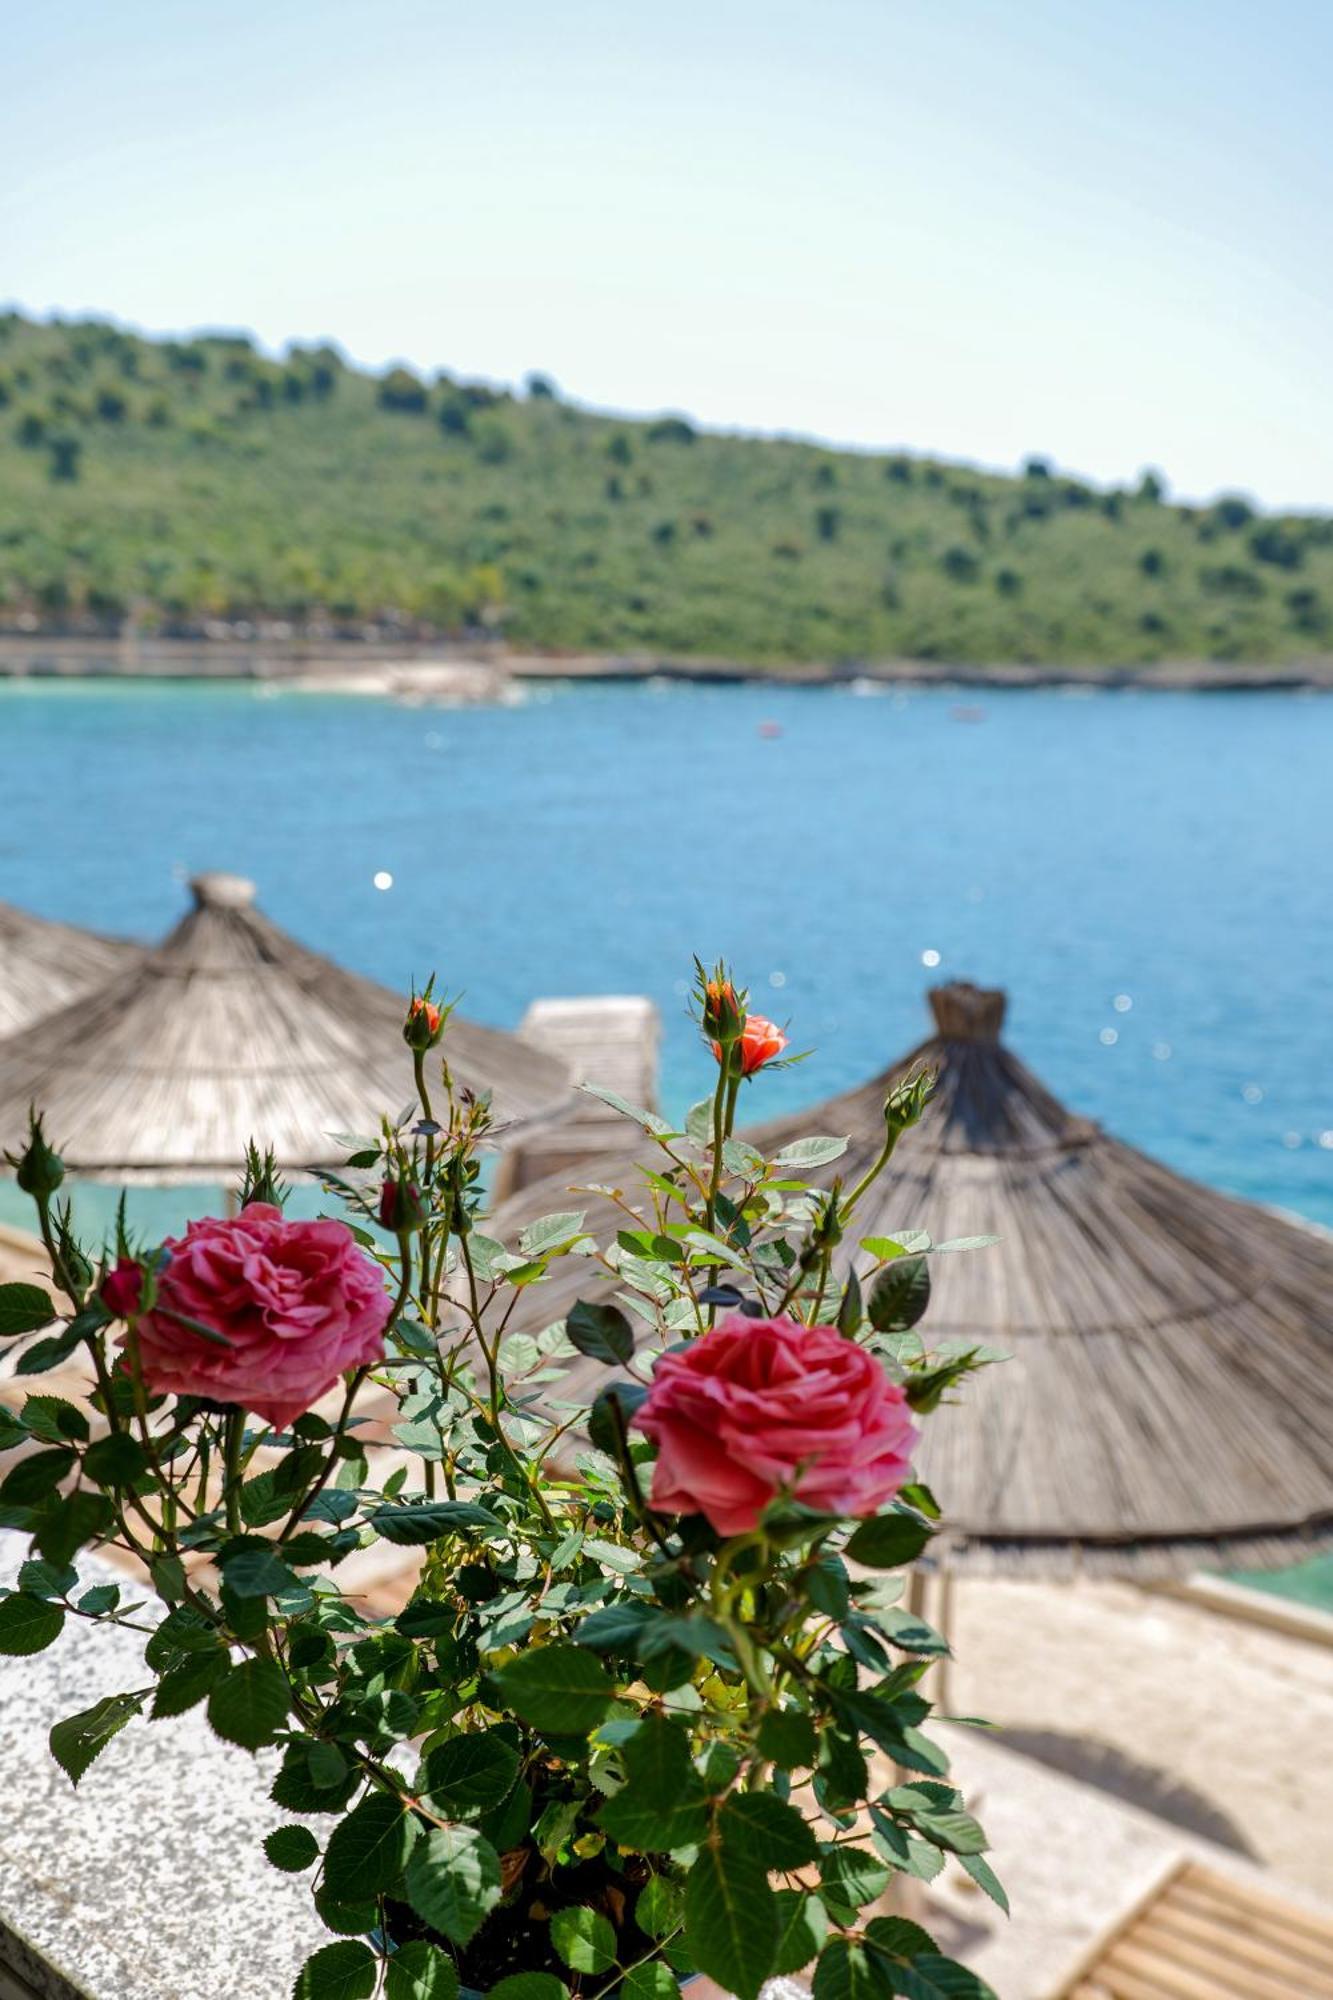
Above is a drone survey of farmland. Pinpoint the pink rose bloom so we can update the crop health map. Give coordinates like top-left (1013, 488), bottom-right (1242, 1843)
top-left (129, 1204), bottom-right (391, 1429)
top-left (636, 1313), bottom-right (918, 1536)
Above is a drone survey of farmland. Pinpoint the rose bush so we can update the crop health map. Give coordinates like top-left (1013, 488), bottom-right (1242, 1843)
top-left (637, 1313), bottom-right (918, 1534)
top-left (0, 963), bottom-right (1003, 2000)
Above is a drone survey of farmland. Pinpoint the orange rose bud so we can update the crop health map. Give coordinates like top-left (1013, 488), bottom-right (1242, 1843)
top-left (702, 977), bottom-right (745, 1047)
top-left (403, 993), bottom-right (445, 1051)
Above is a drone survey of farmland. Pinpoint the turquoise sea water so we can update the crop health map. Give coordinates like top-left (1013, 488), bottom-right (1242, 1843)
top-left (1, 675), bottom-right (1330, 1600)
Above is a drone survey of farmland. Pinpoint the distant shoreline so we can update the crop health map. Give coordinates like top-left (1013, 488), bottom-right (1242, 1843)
top-left (1, 634), bottom-right (1331, 692)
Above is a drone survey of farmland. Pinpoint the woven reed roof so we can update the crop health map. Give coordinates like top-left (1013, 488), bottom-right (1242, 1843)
top-left (0, 899), bottom-right (138, 1039)
top-left (489, 981), bottom-right (1333, 1578)
top-left (0, 873), bottom-right (571, 1182)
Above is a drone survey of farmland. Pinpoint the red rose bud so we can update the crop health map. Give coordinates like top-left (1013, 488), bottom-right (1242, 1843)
top-left (101, 1258), bottom-right (144, 1320)
top-left (733, 1013), bottom-right (788, 1076)
top-left (379, 1178), bottom-right (427, 1234)
top-left (403, 994), bottom-right (445, 1052)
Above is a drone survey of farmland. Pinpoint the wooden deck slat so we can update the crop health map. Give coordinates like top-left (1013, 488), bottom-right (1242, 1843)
top-left (1162, 1883), bottom-right (1333, 1972)
top-left (1142, 1903), bottom-right (1333, 1995)
top-left (1168, 1864), bottom-right (1328, 1944)
top-left (1125, 1918), bottom-right (1330, 2000)
top-left (1054, 1862), bottom-right (1333, 1999)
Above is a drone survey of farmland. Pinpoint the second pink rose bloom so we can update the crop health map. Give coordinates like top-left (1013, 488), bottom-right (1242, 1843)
top-left (635, 1311), bottom-right (918, 1536)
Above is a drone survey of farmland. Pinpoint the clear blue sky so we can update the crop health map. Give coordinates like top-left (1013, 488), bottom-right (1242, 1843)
top-left (6, 0), bottom-right (1330, 507)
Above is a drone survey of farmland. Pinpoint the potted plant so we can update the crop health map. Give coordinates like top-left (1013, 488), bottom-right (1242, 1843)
top-left (0, 964), bottom-right (1004, 2000)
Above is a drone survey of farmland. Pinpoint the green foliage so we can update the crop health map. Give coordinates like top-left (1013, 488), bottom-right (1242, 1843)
top-left (684, 1827), bottom-right (780, 2000)
top-left (384, 1941), bottom-right (461, 2000)
top-left (404, 1825), bottom-right (503, 1945)
top-left (49, 1692), bottom-right (144, 1784)
top-left (0, 1592), bottom-right (65, 1654)
top-left (293, 1941), bottom-right (378, 2000)
top-left (0, 1281), bottom-right (57, 1336)
top-left (264, 1825), bottom-right (321, 1873)
top-left (1, 311), bottom-right (1328, 663)
top-left (206, 1658), bottom-right (291, 1749)
top-left (323, 1792), bottom-right (418, 1898)
top-left (550, 1906), bottom-right (617, 1974)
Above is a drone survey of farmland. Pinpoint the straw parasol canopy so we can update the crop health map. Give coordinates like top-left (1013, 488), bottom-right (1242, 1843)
top-left (0, 872), bottom-right (572, 1183)
top-left (489, 981), bottom-right (1333, 1579)
top-left (0, 898), bottom-right (138, 1039)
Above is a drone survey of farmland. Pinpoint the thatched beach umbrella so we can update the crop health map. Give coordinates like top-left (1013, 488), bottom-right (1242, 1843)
top-left (0, 872), bottom-right (571, 1183)
top-left (490, 982), bottom-right (1333, 1579)
top-left (0, 899), bottom-right (138, 1039)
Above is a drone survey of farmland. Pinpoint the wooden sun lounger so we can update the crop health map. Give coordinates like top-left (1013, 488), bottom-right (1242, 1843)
top-left (1054, 1859), bottom-right (1333, 1999)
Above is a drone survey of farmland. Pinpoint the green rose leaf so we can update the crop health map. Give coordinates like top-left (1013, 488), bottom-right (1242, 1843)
top-left (272, 1744), bottom-right (361, 1816)
top-left (219, 1545), bottom-right (302, 1599)
top-left (573, 1602), bottom-right (654, 1652)
top-left (818, 1845), bottom-right (891, 1926)
top-left (757, 1707), bottom-right (818, 1769)
top-left (867, 1257), bottom-right (930, 1334)
top-left (369, 1499), bottom-right (504, 1545)
top-left (621, 1968), bottom-right (679, 2000)
top-left (844, 1512), bottom-right (933, 1569)
top-left (49, 1692), bottom-right (143, 1784)
top-left (683, 1831), bottom-right (779, 2000)
top-left (597, 1714), bottom-right (709, 1850)
top-left (812, 1937), bottom-right (884, 2000)
top-left (490, 1644), bottom-right (614, 1735)
top-left (770, 1136), bottom-right (849, 1170)
top-left (0, 1446), bottom-right (76, 1505)
top-left (959, 1853), bottom-right (1008, 1913)
top-left (586, 1380), bottom-right (649, 1458)
top-left (34, 1489), bottom-right (113, 1568)
top-left (385, 1940), bottom-right (461, 2000)
top-left (324, 1792), bottom-right (420, 1899)
top-left (82, 1431), bottom-right (150, 1487)
top-left (77, 1582), bottom-right (121, 1616)
top-left (550, 1906), bottom-right (617, 1976)
top-left (773, 1889), bottom-right (828, 1977)
top-left (313, 1887), bottom-right (378, 1936)
top-left (307, 1740), bottom-right (350, 1789)
top-left (405, 1824), bottom-right (502, 1945)
top-left (486, 1978), bottom-right (569, 2000)
top-left (0, 1592), bottom-right (65, 1655)
top-left (265, 1825), bottom-right (321, 1873)
top-left (0, 1282), bottom-right (55, 1337)
top-left (17, 1557), bottom-right (76, 1599)
top-left (720, 1792), bottom-right (818, 1871)
top-left (877, 1946), bottom-right (997, 2000)
top-left (14, 1322), bottom-right (89, 1376)
top-left (566, 1299), bottom-right (635, 1366)
top-left (292, 1941), bottom-right (378, 2000)
top-left (207, 1657), bottom-right (291, 1749)
top-left (151, 1647), bottom-right (230, 1718)
top-left (20, 1396), bottom-right (89, 1444)
top-left (422, 1730), bottom-right (520, 1815)
top-left (636, 1874), bottom-right (684, 1940)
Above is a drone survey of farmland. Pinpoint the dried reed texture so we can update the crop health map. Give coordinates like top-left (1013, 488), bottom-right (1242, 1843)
top-left (0, 898), bottom-right (138, 1038)
top-left (0, 873), bottom-right (572, 1180)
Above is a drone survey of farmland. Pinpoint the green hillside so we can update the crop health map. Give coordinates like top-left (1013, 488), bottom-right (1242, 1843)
top-left (1, 310), bottom-right (1330, 665)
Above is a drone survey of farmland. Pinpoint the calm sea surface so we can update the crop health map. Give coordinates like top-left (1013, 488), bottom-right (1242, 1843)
top-left (1, 675), bottom-right (1330, 1233)
top-left (2, 676), bottom-right (1331, 1600)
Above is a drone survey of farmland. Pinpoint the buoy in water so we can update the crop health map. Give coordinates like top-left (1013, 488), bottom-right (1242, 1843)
top-left (758, 720), bottom-right (783, 739)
